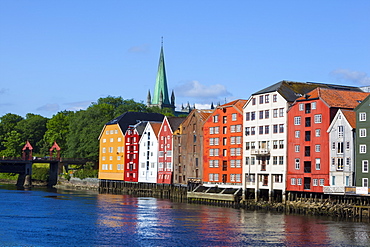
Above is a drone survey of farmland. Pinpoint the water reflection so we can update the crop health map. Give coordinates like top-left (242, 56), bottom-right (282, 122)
top-left (3, 184), bottom-right (370, 246)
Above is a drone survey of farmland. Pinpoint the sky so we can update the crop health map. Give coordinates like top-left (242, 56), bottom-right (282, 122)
top-left (1, 1), bottom-right (369, 118)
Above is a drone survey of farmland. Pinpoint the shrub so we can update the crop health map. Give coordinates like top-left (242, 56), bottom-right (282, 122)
top-left (73, 168), bottom-right (98, 180)
top-left (32, 167), bottom-right (49, 181)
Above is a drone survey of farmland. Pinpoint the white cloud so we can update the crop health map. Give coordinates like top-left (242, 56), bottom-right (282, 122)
top-left (64, 101), bottom-right (92, 111)
top-left (37, 104), bottom-right (60, 112)
top-left (128, 44), bottom-right (150, 53)
top-left (174, 81), bottom-right (232, 102)
top-left (330, 69), bottom-right (370, 85)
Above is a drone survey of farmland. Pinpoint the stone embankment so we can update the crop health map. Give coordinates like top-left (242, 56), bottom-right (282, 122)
top-left (55, 177), bottom-right (99, 191)
top-left (242, 197), bottom-right (370, 220)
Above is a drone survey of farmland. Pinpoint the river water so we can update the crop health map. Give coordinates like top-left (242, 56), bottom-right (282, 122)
top-left (1, 184), bottom-right (370, 246)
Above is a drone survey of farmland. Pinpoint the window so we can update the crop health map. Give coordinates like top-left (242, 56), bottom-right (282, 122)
top-left (230, 148), bottom-right (236, 156)
top-left (251, 142), bottom-right (255, 149)
top-left (265, 94), bottom-right (269, 103)
top-left (297, 178), bottom-right (302, 185)
top-left (337, 142), bottom-right (344, 154)
top-left (315, 129), bottom-right (321, 137)
top-left (210, 138), bottom-right (214, 146)
top-left (251, 127), bottom-right (256, 135)
top-left (209, 127), bottom-right (214, 134)
top-left (315, 158), bottom-right (321, 170)
top-left (223, 116), bottom-right (227, 124)
top-left (273, 125), bottom-right (278, 133)
top-left (332, 142), bottom-right (336, 150)
top-left (363, 178), bottom-right (368, 187)
top-left (291, 178), bottom-right (296, 185)
top-left (360, 128), bottom-right (367, 137)
top-left (294, 116), bottom-right (301, 125)
top-left (259, 111), bottom-right (264, 119)
top-left (295, 145), bottom-right (300, 152)
top-left (279, 108), bottom-right (284, 117)
top-left (245, 112), bottom-right (250, 121)
top-left (279, 156), bottom-right (284, 165)
top-left (273, 141), bottom-right (278, 149)
top-left (279, 124), bottom-right (284, 133)
top-left (209, 173), bottom-right (214, 181)
top-left (213, 115), bottom-right (219, 123)
top-left (305, 146), bottom-right (310, 156)
top-left (295, 131), bottom-right (300, 138)
top-left (337, 158), bottom-right (344, 170)
top-left (236, 160), bottom-right (241, 168)
top-left (251, 112), bottom-right (256, 120)
top-left (299, 103), bottom-right (304, 111)
top-left (362, 160), bottom-right (368, 173)
top-left (360, 144), bottom-right (367, 154)
top-left (295, 158), bottom-right (300, 169)
top-left (265, 125), bottom-right (269, 134)
top-left (359, 112), bottom-right (366, 121)
top-left (311, 102), bottom-right (316, 110)
top-left (314, 114), bottom-right (322, 123)
top-left (345, 176), bottom-right (349, 186)
top-left (338, 126), bottom-right (344, 137)
top-left (214, 174), bottom-right (219, 181)
top-left (332, 176), bottom-right (336, 186)
top-left (273, 94), bottom-right (277, 102)
top-left (273, 156), bottom-right (277, 165)
top-left (305, 117), bottom-right (311, 127)
top-left (259, 126), bottom-right (264, 135)
top-left (215, 127), bottom-right (219, 134)
top-left (313, 179), bottom-right (318, 186)
top-left (232, 113), bottom-right (237, 121)
top-left (346, 157), bottom-right (350, 166)
top-left (315, 144), bottom-right (321, 152)
top-left (245, 127), bottom-right (250, 136)
top-left (236, 125), bottom-right (242, 132)
top-left (223, 149), bottom-right (227, 156)
top-left (259, 95), bottom-right (264, 104)
top-left (230, 137), bottom-right (235, 145)
top-left (214, 138), bottom-right (219, 145)
top-left (102, 139), bottom-right (106, 143)
top-left (319, 179), bottom-right (325, 186)
top-left (279, 140), bottom-right (284, 149)
top-left (236, 136), bottom-right (241, 144)
top-left (102, 147), bottom-right (106, 153)
top-left (265, 110), bottom-right (269, 119)
top-left (273, 109), bottom-right (278, 118)
top-left (223, 126), bottom-right (227, 134)
top-left (251, 157), bottom-right (255, 165)
top-left (230, 160), bottom-right (235, 168)
top-left (305, 131), bottom-right (311, 141)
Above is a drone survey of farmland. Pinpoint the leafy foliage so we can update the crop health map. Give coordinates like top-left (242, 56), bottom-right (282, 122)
top-left (0, 130), bottom-right (23, 157)
top-left (32, 166), bottom-right (49, 181)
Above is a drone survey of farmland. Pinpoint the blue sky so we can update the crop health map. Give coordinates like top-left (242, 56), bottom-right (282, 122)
top-left (1, 1), bottom-right (369, 118)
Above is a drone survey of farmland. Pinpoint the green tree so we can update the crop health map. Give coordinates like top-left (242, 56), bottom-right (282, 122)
top-left (0, 113), bottom-right (24, 151)
top-left (0, 130), bottom-right (23, 157)
top-left (65, 102), bottom-right (115, 160)
top-left (15, 113), bottom-right (48, 154)
top-left (42, 111), bottom-right (73, 155)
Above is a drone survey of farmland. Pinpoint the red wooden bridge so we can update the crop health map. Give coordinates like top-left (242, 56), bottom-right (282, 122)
top-left (0, 141), bottom-right (94, 187)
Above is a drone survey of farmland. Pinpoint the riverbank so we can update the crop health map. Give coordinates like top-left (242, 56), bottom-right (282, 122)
top-left (55, 177), bottom-right (99, 191)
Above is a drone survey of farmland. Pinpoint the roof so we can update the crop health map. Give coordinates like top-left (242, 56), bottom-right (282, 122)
top-left (149, 122), bottom-right (162, 137)
top-left (127, 121), bottom-right (148, 136)
top-left (180, 109), bottom-right (214, 127)
top-left (166, 116), bottom-right (186, 132)
top-left (151, 45), bottom-right (170, 105)
top-left (253, 80), bottom-right (363, 103)
top-left (341, 109), bottom-right (356, 128)
top-left (219, 99), bottom-right (247, 111)
top-left (106, 112), bottom-right (164, 133)
top-left (297, 87), bottom-right (369, 109)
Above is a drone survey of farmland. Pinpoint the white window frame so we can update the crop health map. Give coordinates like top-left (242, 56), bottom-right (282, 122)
top-left (314, 114), bottom-right (322, 123)
top-left (360, 144), bottom-right (367, 154)
top-left (360, 128), bottom-right (367, 138)
top-left (294, 116), bottom-right (301, 125)
top-left (362, 160), bottom-right (369, 173)
top-left (359, 112), bottom-right (366, 121)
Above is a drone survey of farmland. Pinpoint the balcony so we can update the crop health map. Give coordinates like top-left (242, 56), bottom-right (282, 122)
top-left (250, 148), bottom-right (270, 156)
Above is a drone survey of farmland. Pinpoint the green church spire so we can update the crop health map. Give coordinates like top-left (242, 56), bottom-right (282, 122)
top-left (152, 42), bottom-right (170, 105)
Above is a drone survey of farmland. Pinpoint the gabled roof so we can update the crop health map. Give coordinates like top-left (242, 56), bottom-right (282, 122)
top-left (106, 112), bottom-right (164, 133)
top-left (327, 109), bottom-right (356, 133)
top-left (219, 99), bottom-right (247, 111)
top-left (149, 122), bottom-right (162, 138)
top-left (297, 87), bottom-right (369, 109)
top-left (341, 109), bottom-right (356, 128)
top-left (166, 116), bottom-right (186, 132)
top-left (126, 121), bottom-right (148, 136)
top-left (180, 109), bottom-right (214, 127)
top-left (354, 94), bottom-right (370, 112)
top-left (253, 80), bottom-right (363, 103)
